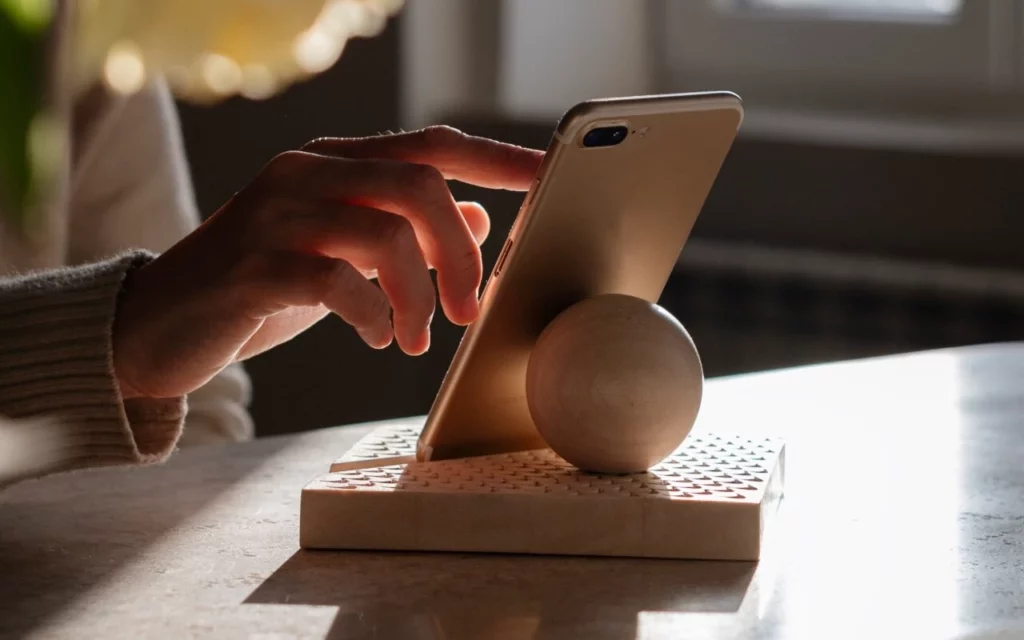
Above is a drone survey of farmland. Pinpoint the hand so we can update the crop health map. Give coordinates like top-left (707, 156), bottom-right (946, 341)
top-left (113, 126), bottom-right (543, 399)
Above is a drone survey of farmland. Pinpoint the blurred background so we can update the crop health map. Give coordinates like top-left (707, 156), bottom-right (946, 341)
top-left (175, 0), bottom-right (1024, 437)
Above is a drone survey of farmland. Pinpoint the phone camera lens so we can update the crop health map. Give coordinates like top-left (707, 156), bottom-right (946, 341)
top-left (583, 126), bottom-right (628, 148)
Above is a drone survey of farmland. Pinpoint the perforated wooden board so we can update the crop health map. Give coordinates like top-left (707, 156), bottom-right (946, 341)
top-left (328, 423), bottom-right (420, 472)
top-left (302, 426), bottom-right (785, 560)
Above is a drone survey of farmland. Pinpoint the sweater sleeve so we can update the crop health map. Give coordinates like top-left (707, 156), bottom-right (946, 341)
top-left (0, 251), bottom-right (185, 486)
top-left (67, 78), bottom-right (254, 446)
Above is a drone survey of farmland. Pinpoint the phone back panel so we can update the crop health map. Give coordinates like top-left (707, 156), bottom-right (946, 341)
top-left (418, 93), bottom-right (743, 461)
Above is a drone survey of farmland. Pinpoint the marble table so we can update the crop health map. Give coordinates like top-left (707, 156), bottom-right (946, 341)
top-left (3, 343), bottom-right (1024, 639)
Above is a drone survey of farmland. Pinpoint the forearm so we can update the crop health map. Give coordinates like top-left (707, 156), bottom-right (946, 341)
top-left (0, 251), bottom-right (186, 485)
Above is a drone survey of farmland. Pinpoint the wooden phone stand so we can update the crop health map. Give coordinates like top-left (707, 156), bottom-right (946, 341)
top-left (299, 295), bottom-right (786, 560)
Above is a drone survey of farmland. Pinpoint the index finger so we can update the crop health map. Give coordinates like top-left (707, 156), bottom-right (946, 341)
top-left (301, 126), bottom-right (544, 191)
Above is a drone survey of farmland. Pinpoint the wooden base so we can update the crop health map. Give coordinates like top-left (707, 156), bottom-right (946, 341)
top-left (301, 424), bottom-right (785, 560)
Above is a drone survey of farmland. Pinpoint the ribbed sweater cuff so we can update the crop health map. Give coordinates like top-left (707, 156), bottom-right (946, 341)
top-left (0, 251), bottom-right (186, 477)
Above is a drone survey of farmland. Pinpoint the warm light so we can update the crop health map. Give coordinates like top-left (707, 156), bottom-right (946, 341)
top-left (293, 26), bottom-right (344, 73)
top-left (689, 352), bottom-right (965, 637)
top-left (77, 0), bottom-right (403, 102)
top-left (319, 0), bottom-right (358, 35)
top-left (240, 65), bottom-right (277, 100)
top-left (103, 40), bottom-right (146, 94)
top-left (318, 0), bottom-right (378, 36)
top-left (199, 53), bottom-right (242, 95)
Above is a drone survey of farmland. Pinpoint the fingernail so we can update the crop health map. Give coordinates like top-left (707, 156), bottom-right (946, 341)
top-left (404, 324), bottom-right (430, 356)
top-left (390, 315), bottom-right (430, 355)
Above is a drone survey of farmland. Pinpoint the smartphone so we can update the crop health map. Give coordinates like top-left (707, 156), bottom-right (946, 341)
top-left (417, 91), bottom-right (743, 462)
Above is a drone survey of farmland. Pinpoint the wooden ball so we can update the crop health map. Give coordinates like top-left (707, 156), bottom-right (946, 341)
top-left (525, 294), bottom-right (703, 474)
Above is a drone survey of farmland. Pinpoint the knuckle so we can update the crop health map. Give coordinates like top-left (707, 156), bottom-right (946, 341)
top-left (418, 124), bottom-right (464, 148)
top-left (330, 264), bottom-right (369, 308)
top-left (310, 259), bottom-right (345, 300)
top-left (405, 162), bottom-right (446, 193)
top-left (362, 291), bottom-right (391, 325)
top-left (264, 150), bottom-right (307, 180)
top-left (238, 197), bottom-right (287, 245)
top-left (378, 217), bottom-right (417, 252)
top-left (452, 243), bottom-right (481, 276)
top-left (251, 194), bottom-right (285, 223)
top-left (300, 136), bottom-right (333, 152)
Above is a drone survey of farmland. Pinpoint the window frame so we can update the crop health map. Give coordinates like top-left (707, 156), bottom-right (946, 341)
top-left (654, 0), bottom-right (1024, 152)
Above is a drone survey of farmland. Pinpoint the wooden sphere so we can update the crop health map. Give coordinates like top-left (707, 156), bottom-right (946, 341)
top-left (525, 294), bottom-right (703, 474)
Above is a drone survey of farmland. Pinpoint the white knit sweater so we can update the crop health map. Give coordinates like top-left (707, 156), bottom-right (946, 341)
top-left (0, 250), bottom-right (189, 485)
top-left (0, 77), bottom-right (254, 483)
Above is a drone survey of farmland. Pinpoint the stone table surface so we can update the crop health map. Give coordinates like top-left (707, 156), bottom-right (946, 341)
top-left (3, 343), bottom-right (1024, 639)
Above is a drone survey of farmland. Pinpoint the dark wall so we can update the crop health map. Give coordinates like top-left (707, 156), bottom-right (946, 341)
top-left (697, 138), bottom-right (1024, 272)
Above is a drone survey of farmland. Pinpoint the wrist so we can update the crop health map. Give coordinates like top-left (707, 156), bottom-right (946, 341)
top-left (112, 261), bottom-right (151, 400)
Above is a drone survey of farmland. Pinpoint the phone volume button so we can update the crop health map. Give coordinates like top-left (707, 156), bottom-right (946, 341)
top-left (525, 178), bottom-right (541, 206)
top-left (495, 239), bottom-right (514, 276)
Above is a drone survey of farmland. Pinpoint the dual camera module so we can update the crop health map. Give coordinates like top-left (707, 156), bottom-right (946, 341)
top-left (582, 125), bottom-right (629, 148)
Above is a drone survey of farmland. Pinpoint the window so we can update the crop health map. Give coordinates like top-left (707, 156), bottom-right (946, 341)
top-left (659, 0), bottom-right (1024, 151)
top-left (402, 1), bottom-right (1024, 151)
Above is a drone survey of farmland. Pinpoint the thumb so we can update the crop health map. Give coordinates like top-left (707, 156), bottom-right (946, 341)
top-left (458, 201), bottom-right (490, 246)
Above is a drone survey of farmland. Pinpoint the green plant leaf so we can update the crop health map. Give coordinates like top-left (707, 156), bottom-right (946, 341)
top-left (0, 0), bottom-right (51, 232)
top-left (1, 0), bottom-right (52, 31)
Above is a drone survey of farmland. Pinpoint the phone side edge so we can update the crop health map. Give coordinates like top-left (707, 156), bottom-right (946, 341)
top-left (415, 130), bottom-right (573, 462)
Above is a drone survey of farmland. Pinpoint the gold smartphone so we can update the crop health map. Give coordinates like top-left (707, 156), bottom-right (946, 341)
top-left (417, 91), bottom-right (743, 462)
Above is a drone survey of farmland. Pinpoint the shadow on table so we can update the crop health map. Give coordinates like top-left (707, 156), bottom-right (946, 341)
top-left (0, 436), bottom-right (293, 638)
top-left (247, 549), bottom-right (756, 639)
